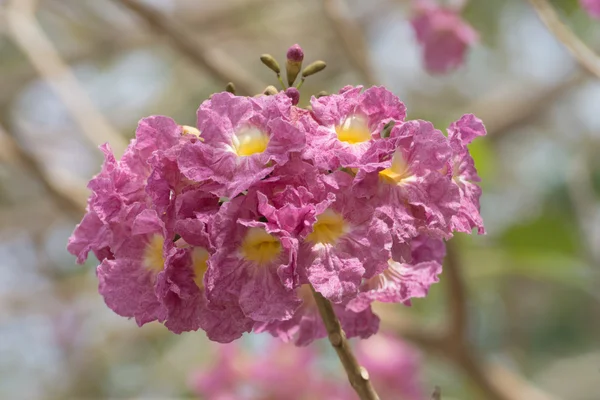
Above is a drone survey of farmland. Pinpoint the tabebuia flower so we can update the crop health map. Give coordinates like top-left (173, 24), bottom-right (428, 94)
top-left (581, 0), bottom-right (600, 18)
top-left (68, 44), bottom-right (486, 351)
top-left (410, 0), bottom-right (477, 74)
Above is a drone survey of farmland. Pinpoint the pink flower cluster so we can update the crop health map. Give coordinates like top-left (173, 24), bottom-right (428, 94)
top-left (410, 0), bottom-right (477, 74)
top-left (68, 85), bottom-right (485, 344)
top-left (190, 333), bottom-right (424, 400)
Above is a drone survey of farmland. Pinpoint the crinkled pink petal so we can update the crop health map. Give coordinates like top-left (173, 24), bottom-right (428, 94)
top-left (305, 86), bottom-right (407, 170)
top-left (300, 172), bottom-right (392, 303)
top-left (447, 114), bottom-right (486, 234)
top-left (157, 247), bottom-right (253, 341)
top-left (98, 258), bottom-right (167, 326)
top-left (67, 210), bottom-right (112, 264)
top-left (255, 287), bottom-right (379, 346)
top-left (178, 92), bottom-right (305, 198)
top-left (207, 247), bottom-right (301, 322)
top-left (348, 260), bottom-right (442, 312)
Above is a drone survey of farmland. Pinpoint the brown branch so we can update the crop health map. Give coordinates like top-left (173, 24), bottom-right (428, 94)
top-left (5, 0), bottom-right (128, 157)
top-left (114, 0), bottom-right (266, 96)
top-left (431, 386), bottom-right (441, 400)
top-left (322, 0), bottom-right (377, 86)
top-left (0, 123), bottom-right (86, 220)
top-left (529, 0), bottom-right (600, 79)
top-left (310, 286), bottom-right (380, 400)
top-left (444, 239), bottom-right (467, 342)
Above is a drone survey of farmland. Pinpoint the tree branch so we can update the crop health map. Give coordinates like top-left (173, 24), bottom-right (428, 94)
top-left (322, 0), bottom-right (377, 86)
top-left (0, 123), bottom-right (86, 220)
top-left (528, 0), bottom-right (600, 79)
top-left (5, 0), bottom-right (128, 157)
top-left (113, 0), bottom-right (267, 96)
top-left (444, 239), bottom-right (468, 342)
top-left (310, 286), bottom-right (380, 400)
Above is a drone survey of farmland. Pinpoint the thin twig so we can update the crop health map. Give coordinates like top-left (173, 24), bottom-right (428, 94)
top-left (529, 0), bottom-right (600, 79)
top-left (322, 0), bottom-right (377, 86)
top-left (444, 240), bottom-right (467, 342)
top-left (5, 0), bottom-right (128, 158)
top-left (310, 286), bottom-right (380, 400)
top-left (0, 123), bottom-right (86, 220)
top-left (114, 0), bottom-right (266, 96)
top-left (431, 386), bottom-right (441, 400)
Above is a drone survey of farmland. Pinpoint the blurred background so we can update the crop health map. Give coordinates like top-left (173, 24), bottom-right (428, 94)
top-left (1, 0), bottom-right (599, 399)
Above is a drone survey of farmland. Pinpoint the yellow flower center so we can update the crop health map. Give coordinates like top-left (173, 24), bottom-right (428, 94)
top-left (191, 247), bottom-right (210, 289)
top-left (233, 127), bottom-right (269, 156)
top-left (143, 234), bottom-right (165, 273)
top-left (378, 150), bottom-right (414, 185)
top-left (335, 114), bottom-right (371, 144)
top-left (306, 209), bottom-right (348, 245)
top-left (241, 227), bottom-right (282, 265)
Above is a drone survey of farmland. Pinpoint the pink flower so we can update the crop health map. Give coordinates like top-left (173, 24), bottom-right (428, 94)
top-left (356, 333), bottom-right (425, 400)
top-left (354, 119), bottom-right (459, 258)
top-left (411, 0), bottom-right (477, 74)
top-left (581, 0), bottom-right (600, 18)
top-left (68, 116), bottom-right (183, 263)
top-left (446, 113), bottom-right (487, 234)
top-left (157, 246), bottom-right (253, 342)
top-left (178, 92), bottom-right (305, 198)
top-left (299, 171), bottom-right (392, 303)
top-left (204, 194), bottom-right (302, 322)
top-left (254, 283), bottom-right (379, 346)
top-left (304, 86), bottom-right (407, 170)
top-left (97, 207), bottom-right (168, 326)
top-left (347, 234), bottom-right (443, 312)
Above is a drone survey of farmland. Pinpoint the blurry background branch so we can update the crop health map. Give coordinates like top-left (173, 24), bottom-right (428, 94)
top-left (0, 122), bottom-right (85, 220)
top-left (322, 0), bottom-right (377, 86)
top-left (114, 0), bottom-right (268, 96)
top-left (4, 0), bottom-right (128, 157)
top-left (529, 0), bottom-right (600, 79)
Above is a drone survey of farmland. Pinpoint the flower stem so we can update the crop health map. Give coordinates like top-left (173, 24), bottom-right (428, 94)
top-left (310, 285), bottom-right (380, 400)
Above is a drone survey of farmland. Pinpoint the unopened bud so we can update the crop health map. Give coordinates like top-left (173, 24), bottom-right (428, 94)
top-left (286, 44), bottom-right (304, 63)
top-left (181, 125), bottom-right (204, 141)
top-left (260, 54), bottom-right (281, 74)
top-left (380, 120), bottom-right (396, 138)
top-left (284, 87), bottom-right (300, 105)
top-left (286, 44), bottom-right (304, 86)
top-left (225, 82), bottom-right (236, 94)
top-left (302, 61), bottom-right (326, 78)
top-left (315, 91), bottom-right (329, 99)
top-left (263, 85), bottom-right (279, 96)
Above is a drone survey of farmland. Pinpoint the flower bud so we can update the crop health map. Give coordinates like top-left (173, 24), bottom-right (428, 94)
top-left (380, 120), bottom-right (396, 138)
top-left (225, 82), bottom-right (236, 95)
top-left (286, 44), bottom-right (304, 86)
top-left (260, 54), bottom-right (281, 74)
top-left (301, 61), bottom-right (326, 78)
top-left (263, 85), bottom-right (279, 96)
top-left (315, 91), bottom-right (328, 99)
top-left (284, 87), bottom-right (300, 105)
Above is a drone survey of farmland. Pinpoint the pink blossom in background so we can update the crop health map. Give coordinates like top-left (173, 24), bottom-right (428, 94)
top-left (581, 0), bottom-right (600, 18)
top-left (356, 333), bottom-right (425, 400)
top-left (191, 335), bottom-right (423, 399)
top-left (410, 0), bottom-right (477, 74)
